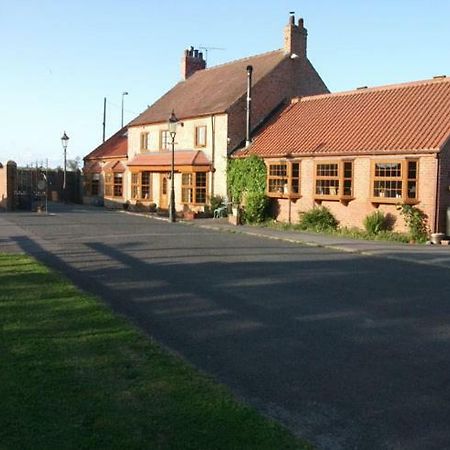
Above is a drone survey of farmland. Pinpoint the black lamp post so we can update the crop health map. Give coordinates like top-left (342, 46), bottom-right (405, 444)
top-left (61, 131), bottom-right (69, 201)
top-left (121, 92), bottom-right (128, 127)
top-left (168, 110), bottom-right (178, 222)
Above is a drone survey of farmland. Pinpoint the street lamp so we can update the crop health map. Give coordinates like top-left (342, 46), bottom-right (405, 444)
top-left (121, 92), bottom-right (128, 127)
top-left (61, 131), bottom-right (69, 201)
top-left (168, 110), bottom-right (178, 222)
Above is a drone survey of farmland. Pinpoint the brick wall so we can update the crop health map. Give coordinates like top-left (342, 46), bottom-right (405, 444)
top-left (270, 154), bottom-right (439, 233)
top-left (227, 57), bottom-right (328, 152)
top-left (0, 163), bottom-right (6, 210)
top-left (437, 141), bottom-right (450, 234)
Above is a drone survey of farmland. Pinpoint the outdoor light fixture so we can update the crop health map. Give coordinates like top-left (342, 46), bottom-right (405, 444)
top-left (168, 110), bottom-right (178, 222)
top-left (121, 91), bottom-right (128, 128)
top-left (61, 131), bottom-right (69, 199)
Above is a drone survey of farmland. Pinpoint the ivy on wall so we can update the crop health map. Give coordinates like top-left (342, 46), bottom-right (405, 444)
top-left (227, 155), bottom-right (267, 204)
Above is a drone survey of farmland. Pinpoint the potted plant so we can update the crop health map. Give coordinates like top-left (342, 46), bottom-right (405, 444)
top-left (182, 205), bottom-right (196, 220)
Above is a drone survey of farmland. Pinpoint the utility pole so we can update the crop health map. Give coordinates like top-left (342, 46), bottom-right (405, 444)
top-left (102, 97), bottom-right (106, 142)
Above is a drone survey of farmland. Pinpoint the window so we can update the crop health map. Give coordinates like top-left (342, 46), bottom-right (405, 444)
top-left (140, 132), bottom-right (150, 152)
top-left (131, 171), bottom-right (152, 200)
top-left (314, 161), bottom-right (353, 200)
top-left (181, 172), bottom-right (207, 204)
top-left (104, 173), bottom-right (113, 197)
top-left (195, 126), bottom-right (207, 147)
top-left (372, 160), bottom-right (418, 203)
top-left (105, 172), bottom-right (123, 198)
top-left (160, 130), bottom-right (170, 150)
top-left (84, 173), bottom-right (99, 196)
top-left (267, 161), bottom-right (300, 197)
top-left (113, 173), bottom-right (123, 197)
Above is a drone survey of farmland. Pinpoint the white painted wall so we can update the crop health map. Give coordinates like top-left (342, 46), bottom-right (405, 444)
top-left (127, 113), bottom-right (229, 210)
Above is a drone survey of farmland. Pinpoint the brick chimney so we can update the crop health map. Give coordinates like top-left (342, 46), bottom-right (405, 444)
top-left (283, 12), bottom-right (307, 57)
top-left (181, 46), bottom-right (206, 80)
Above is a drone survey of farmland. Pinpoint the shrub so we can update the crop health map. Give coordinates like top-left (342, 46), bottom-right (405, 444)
top-left (243, 192), bottom-right (269, 223)
top-left (298, 206), bottom-right (338, 232)
top-left (363, 210), bottom-right (389, 235)
top-left (397, 204), bottom-right (429, 242)
top-left (227, 156), bottom-right (266, 204)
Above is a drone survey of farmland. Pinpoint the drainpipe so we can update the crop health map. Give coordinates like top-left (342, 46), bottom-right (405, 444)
top-left (246, 65), bottom-right (253, 146)
top-left (210, 114), bottom-right (215, 198)
top-left (434, 152), bottom-right (441, 233)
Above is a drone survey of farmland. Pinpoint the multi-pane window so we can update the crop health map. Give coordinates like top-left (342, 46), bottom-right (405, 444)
top-left (140, 132), bottom-right (150, 152)
top-left (267, 162), bottom-right (300, 197)
top-left (131, 171), bottom-right (151, 200)
top-left (84, 173), bottom-right (99, 196)
top-left (195, 126), bottom-right (207, 147)
top-left (181, 172), bottom-right (207, 204)
top-left (315, 161), bottom-right (353, 198)
top-left (160, 130), bottom-right (170, 150)
top-left (372, 160), bottom-right (418, 202)
top-left (104, 173), bottom-right (113, 197)
top-left (105, 172), bottom-right (123, 197)
top-left (113, 173), bottom-right (123, 197)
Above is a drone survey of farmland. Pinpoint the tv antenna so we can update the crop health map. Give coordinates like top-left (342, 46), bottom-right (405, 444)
top-left (199, 46), bottom-right (225, 64)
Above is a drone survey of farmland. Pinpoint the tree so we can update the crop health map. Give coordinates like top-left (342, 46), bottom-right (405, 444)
top-left (67, 156), bottom-right (82, 171)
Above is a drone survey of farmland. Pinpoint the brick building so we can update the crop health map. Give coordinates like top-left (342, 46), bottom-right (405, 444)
top-left (239, 77), bottom-right (450, 233)
top-left (83, 13), bottom-right (328, 211)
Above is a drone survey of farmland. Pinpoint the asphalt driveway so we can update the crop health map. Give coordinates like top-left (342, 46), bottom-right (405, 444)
top-left (2, 204), bottom-right (450, 450)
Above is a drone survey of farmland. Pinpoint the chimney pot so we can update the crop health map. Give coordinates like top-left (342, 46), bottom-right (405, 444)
top-left (181, 46), bottom-right (207, 80)
top-left (289, 11), bottom-right (295, 25)
top-left (284, 13), bottom-right (307, 56)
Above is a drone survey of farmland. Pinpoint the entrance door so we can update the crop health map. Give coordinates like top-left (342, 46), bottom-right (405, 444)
top-left (159, 173), bottom-right (169, 209)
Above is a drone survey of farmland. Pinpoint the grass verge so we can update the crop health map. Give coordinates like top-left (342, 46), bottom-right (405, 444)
top-left (0, 254), bottom-right (311, 450)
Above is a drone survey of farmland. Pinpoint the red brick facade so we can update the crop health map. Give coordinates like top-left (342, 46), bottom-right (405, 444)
top-left (269, 153), bottom-right (446, 233)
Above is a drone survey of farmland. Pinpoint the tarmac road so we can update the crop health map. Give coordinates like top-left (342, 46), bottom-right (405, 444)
top-left (2, 204), bottom-right (450, 450)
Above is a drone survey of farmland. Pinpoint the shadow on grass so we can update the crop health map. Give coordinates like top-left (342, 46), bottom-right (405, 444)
top-left (0, 249), bottom-right (310, 450)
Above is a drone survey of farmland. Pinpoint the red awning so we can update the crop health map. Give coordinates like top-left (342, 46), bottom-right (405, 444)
top-left (127, 150), bottom-right (212, 172)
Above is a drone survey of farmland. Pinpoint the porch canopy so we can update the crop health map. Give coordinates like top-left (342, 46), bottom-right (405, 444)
top-left (103, 160), bottom-right (126, 172)
top-left (127, 150), bottom-right (212, 172)
top-left (83, 160), bottom-right (102, 173)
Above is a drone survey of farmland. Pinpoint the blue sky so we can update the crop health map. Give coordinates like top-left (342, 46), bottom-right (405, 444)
top-left (1, 0), bottom-right (449, 167)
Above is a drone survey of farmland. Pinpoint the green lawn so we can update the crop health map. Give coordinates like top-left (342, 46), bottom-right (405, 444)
top-left (0, 254), bottom-right (312, 450)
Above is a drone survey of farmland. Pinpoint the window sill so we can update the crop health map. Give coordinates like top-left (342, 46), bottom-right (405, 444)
top-left (267, 193), bottom-right (301, 199)
top-left (314, 195), bottom-right (354, 205)
top-left (370, 197), bottom-right (419, 205)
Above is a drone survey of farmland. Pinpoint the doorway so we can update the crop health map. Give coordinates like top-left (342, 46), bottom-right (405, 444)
top-left (159, 173), bottom-right (169, 209)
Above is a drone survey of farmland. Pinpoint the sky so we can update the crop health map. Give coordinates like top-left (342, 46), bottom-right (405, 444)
top-left (1, 0), bottom-right (449, 168)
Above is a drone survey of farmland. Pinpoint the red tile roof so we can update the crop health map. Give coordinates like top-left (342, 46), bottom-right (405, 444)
top-left (84, 127), bottom-right (128, 161)
top-left (241, 77), bottom-right (450, 158)
top-left (103, 160), bottom-right (126, 172)
top-left (127, 150), bottom-right (211, 169)
top-left (129, 50), bottom-right (287, 126)
top-left (83, 161), bottom-right (102, 173)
